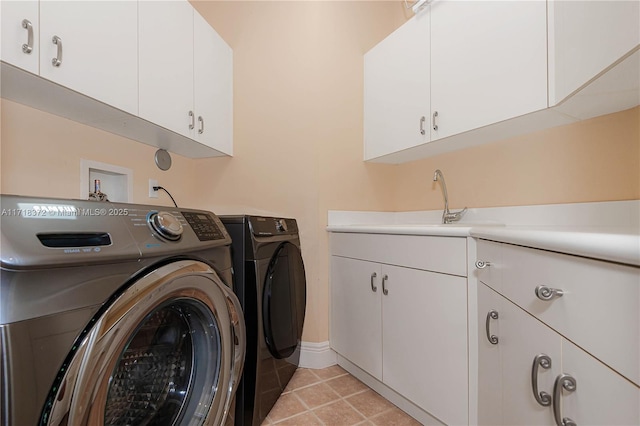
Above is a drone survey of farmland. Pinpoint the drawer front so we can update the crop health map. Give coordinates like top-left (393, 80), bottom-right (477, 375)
top-left (501, 243), bottom-right (640, 386)
top-left (475, 239), bottom-right (503, 292)
top-left (330, 232), bottom-right (467, 276)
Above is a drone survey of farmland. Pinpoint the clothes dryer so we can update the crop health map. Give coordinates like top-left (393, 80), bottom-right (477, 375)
top-left (0, 195), bottom-right (245, 426)
top-left (220, 216), bottom-right (306, 426)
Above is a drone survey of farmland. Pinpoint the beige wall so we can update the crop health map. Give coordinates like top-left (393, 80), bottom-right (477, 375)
top-left (1, 2), bottom-right (639, 345)
top-left (1, 99), bottom-right (197, 206)
top-left (395, 106), bottom-right (640, 211)
top-left (187, 1), bottom-right (407, 343)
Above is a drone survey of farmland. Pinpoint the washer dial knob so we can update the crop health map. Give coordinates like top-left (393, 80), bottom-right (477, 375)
top-left (148, 211), bottom-right (183, 241)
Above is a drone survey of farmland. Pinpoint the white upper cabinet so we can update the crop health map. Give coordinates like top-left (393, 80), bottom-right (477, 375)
top-left (548, 0), bottom-right (640, 120)
top-left (364, 0), bottom-right (639, 163)
top-left (194, 10), bottom-right (233, 155)
top-left (1, 0), bottom-right (233, 158)
top-left (39, 1), bottom-right (138, 115)
top-left (1, 1), bottom-right (39, 74)
top-left (364, 12), bottom-right (429, 160)
top-left (139, 0), bottom-right (195, 138)
top-left (430, 0), bottom-right (548, 141)
top-left (139, 1), bottom-right (233, 155)
top-left (548, 0), bottom-right (640, 105)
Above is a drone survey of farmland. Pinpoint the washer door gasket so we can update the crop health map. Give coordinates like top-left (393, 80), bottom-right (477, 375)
top-left (40, 260), bottom-right (245, 426)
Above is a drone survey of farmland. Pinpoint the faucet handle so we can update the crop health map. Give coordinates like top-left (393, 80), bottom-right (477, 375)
top-left (444, 207), bottom-right (467, 224)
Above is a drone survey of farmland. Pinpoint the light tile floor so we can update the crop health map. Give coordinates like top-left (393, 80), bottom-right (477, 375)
top-left (261, 366), bottom-right (422, 426)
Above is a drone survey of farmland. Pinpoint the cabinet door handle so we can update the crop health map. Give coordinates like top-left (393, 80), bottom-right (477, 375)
top-left (485, 310), bottom-right (499, 344)
top-left (198, 116), bottom-right (204, 134)
top-left (188, 111), bottom-right (195, 130)
top-left (553, 373), bottom-right (577, 426)
top-left (22, 19), bottom-right (34, 54)
top-left (432, 111), bottom-right (439, 131)
top-left (535, 285), bottom-right (564, 301)
top-left (531, 354), bottom-right (552, 407)
top-left (382, 274), bottom-right (389, 295)
top-left (370, 272), bottom-right (377, 292)
top-left (51, 36), bottom-right (62, 67)
top-left (420, 116), bottom-right (426, 135)
top-left (475, 260), bottom-right (491, 269)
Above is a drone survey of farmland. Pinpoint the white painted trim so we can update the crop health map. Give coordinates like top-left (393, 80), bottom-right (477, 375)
top-left (298, 341), bottom-right (337, 369)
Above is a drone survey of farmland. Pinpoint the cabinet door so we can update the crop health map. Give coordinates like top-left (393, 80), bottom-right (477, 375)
top-left (430, 0), bottom-right (547, 140)
top-left (330, 256), bottom-right (382, 380)
top-left (39, 1), bottom-right (138, 115)
top-left (1, 0), bottom-right (39, 74)
top-left (560, 340), bottom-right (640, 426)
top-left (139, 0), bottom-right (194, 137)
top-left (501, 244), bottom-right (640, 386)
top-left (363, 12), bottom-right (429, 161)
top-left (477, 283), bottom-right (502, 426)
top-left (194, 10), bottom-right (233, 155)
top-left (548, 0), bottom-right (640, 105)
top-left (500, 298), bottom-right (562, 425)
top-left (382, 265), bottom-right (467, 425)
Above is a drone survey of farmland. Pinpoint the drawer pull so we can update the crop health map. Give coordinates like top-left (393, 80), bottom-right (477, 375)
top-left (485, 310), bottom-right (499, 345)
top-left (475, 260), bottom-right (491, 269)
top-left (535, 285), bottom-right (564, 301)
top-left (370, 272), bottom-right (377, 292)
top-left (531, 354), bottom-right (552, 407)
top-left (553, 373), bottom-right (577, 426)
top-left (382, 274), bottom-right (389, 295)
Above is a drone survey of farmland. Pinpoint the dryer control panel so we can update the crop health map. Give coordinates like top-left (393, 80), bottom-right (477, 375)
top-left (248, 216), bottom-right (299, 237)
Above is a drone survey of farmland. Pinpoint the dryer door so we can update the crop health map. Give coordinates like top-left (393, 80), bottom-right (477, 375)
top-left (262, 242), bottom-right (307, 359)
top-left (40, 260), bottom-right (245, 426)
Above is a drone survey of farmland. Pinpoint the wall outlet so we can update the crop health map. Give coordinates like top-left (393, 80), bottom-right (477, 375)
top-left (149, 179), bottom-right (158, 198)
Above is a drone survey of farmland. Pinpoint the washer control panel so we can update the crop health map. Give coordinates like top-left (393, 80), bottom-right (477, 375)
top-left (182, 211), bottom-right (225, 241)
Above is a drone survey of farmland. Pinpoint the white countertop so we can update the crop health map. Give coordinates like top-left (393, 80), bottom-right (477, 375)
top-left (470, 226), bottom-right (640, 266)
top-left (327, 201), bottom-right (640, 266)
top-left (326, 223), bottom-right (477, 237)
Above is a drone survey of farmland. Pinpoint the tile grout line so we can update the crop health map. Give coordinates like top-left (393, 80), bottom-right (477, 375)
top-left (266, 367), bottom-right (420, 426)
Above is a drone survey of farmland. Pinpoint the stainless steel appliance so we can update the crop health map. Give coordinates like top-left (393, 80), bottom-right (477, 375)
top-left (0, 195), bottom-right (245, 426)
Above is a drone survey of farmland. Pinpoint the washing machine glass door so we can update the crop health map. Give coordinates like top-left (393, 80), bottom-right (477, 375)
top-left (40, 260), bottom-right (245, 426)
top-left (262, 242), bottom-right (307, 359)
top-left (104, 299), bottom-right (217, 425)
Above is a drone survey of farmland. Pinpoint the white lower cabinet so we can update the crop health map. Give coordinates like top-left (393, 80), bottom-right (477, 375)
top-left (330, 233), bottom-right (468, 425)
top-left (382, 264), bottom-right (467, 426)
top-left (477, 245), bottom-right (640, 426)
top-left (331, 257), bottom-right (382, 379)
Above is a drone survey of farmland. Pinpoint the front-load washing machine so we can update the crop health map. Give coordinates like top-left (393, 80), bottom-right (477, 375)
top-left (0, 195), bottom-right (245, 426)
top-left (220, 216), bottom-right (306, 426)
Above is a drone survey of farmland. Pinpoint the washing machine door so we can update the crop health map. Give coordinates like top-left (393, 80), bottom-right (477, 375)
top-left (262, 242), bottom-right (307, 359)
top-left (39, 259), bottom-right (245, 426)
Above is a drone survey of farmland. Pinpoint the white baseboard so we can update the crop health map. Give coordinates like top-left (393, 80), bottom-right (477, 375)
top-left (299, 341), bottom-right (337, 369)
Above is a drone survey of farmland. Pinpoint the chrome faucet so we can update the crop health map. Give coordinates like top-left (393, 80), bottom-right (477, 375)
top-left (433, 169), bottom-right (467, 224)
